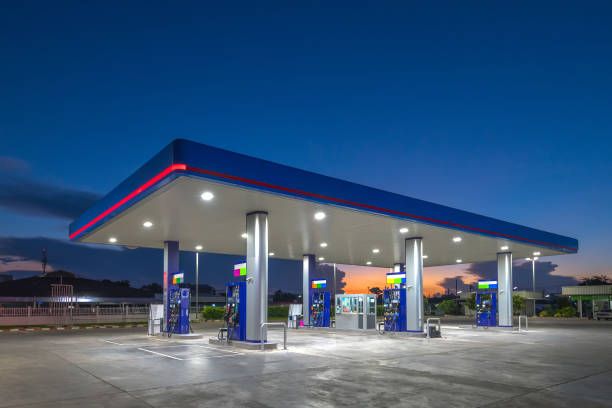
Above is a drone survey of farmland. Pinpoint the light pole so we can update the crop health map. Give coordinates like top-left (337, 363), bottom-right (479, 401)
top-left (333, 263), bottom-right (337, 310)
top-left (525, 257), bottom-right (538, 292)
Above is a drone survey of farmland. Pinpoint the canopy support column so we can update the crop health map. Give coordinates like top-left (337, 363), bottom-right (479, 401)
top-left (246, 211), bottom-right (268, 342)
top-left (163, 241), bottom-right (179, 332)
top-left (405, 238), bottom-right (424, 332)
top-left (498, 252), bottom-right (513, 327)
top-left (302, 254), bottom-right (315, 326)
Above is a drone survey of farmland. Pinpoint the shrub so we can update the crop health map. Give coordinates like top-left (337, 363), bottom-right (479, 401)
top-left (202, 306), bottom-right (225, 321)
top-left (437, 299), bottom-right (461, 315)
top-left (539, 309), bottom-right (551, 317)
top-left (268, 305), bottom-right (289, 318)
top-left (556, 306), bottom-right (577, 318)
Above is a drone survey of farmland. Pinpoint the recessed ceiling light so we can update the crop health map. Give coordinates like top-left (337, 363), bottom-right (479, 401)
top-left (452, 237), bottom-right (462, 243)
top-left (456, 259), bottom-right (462, 263)
top-left (269, 252), bottom-right (275, 256)
top-left (318, 257), bottom-right (325, 261)
top-left (320, 242), bottom-right (328, 248)
top-left (143, 221), bottom-right (153, 228)
top-left (423, 255), bottom-right (428, 259)
top-left (241, 233), bottom-right (248, 239)
top-left (314, 211), bottom-right (326, 221)
top-left (195, 245), bottom-right (203, 251)
top-left (200, 191), bottom-right (214, 201)
top-left (533, 251), bottom-right (541, 256)
top-left (108, 237), bottom-right (117, 243)
top-left (372, 248), bottom-right (380, 254)
top-left (399, 227), bottom-right (409, 234)
top-left (366, 261), bottom-right (372, 265)
top-left (501, 246), bottom-right (509, 251)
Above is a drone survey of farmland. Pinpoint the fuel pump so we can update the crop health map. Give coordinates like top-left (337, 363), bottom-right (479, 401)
top-left (310, 279), bottom-right (330, 327)
top-left (165, 272), bottom-right (191, 336)
top-left (475, 280), bottom-right (498, 327)
top-left (383, 272), bottom-right (407, 332)
top-left (311, 291), bottom-right (330, 327)
top-left (225, 281), bottom-right (246, 341)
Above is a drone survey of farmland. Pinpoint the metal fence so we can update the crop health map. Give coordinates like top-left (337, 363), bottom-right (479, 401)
top-left (0, 306), bottom-right (149, 326)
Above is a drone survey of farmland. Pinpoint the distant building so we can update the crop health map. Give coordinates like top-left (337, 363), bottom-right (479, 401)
top-left (0, 275), bottom-right (13, 283)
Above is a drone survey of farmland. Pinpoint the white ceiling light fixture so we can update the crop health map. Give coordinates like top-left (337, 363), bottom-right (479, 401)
top-left (143, 221), bottom-right (153, 228)
top-left (372, 248), bottom-right (380, 254)
top-left (320, 242), bottom-right (328, 248)
top-left (195, 245), bottom-right (203, 251)
top-left (108, 237), bottom-right (117, 243)
top-left (456, 259), bottom-right (462, 263)
top-left (399, 227), bottom-right (409, 234)
top-left (314, 211), bottom-right (326, 221)
top-left (200, 191), bottom-right (214, 201)
top-left (318, 257), bottom-right (325, 261)
top-left (500, 246), bottom-right (509, 251)
top-left (241, 233), bottom-right (248, 239)
top-left (366, 261), bottom-right (372, 265)
top-left (422, 255), bottom-right (428, 259)
top-left (533, 251), bottom-right (541, 256)
top-left (452, 237), bottom-right (462, 243)
top-left (269, 252), bottom-right (275, 256)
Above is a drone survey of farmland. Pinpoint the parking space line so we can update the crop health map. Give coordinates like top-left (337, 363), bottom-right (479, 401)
top-left (103, 340), bottom-right (127, 346)
top-left (137, 347), bottom-right (184, 360)
top-left (195, 345), bottom-right (242, 354)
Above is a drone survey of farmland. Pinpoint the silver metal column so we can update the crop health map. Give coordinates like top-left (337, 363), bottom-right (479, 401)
top-left (163, 241), bottom-right (179, 332)
top-left (302, 254), bottom-right (315, 326)
top-left (497, 252), bottom-right (513, 327)
top-left (405, 238), bottom-right (424, 332)
top-left (246, 211), bottom-right (268, 342)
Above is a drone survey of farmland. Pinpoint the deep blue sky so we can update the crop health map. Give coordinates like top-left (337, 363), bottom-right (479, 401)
top-left (1, 2), bottom-right (610, 292)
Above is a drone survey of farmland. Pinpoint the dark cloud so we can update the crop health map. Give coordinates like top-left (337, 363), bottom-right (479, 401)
top-left (437, 275), bottom-right (473, 294)
top-left (0, 236), bottom-right (307, 292)
top-left (464, 260), bottom-right (579, 293)
top-left (0, 156), bottom-right (102, 220)
top-left (313, 263), bottom-right (347, 294)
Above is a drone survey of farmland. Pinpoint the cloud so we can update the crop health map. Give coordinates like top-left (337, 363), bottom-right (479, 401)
top-left (464, 260), bottom-right (579, 293)
top-left (0, 157), bottom-right (102, 219)
top-left (437, 275), bottom-right (473, 294)
top-left (0, 236), bottom-right (307, 291)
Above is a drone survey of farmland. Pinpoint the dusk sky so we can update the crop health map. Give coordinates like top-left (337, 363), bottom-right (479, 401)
top-left (1, 2), bottom-right (610, 295)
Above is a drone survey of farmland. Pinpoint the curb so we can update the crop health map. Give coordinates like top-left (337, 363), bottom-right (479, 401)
top-left (1, 324), bottom-right (147, 333)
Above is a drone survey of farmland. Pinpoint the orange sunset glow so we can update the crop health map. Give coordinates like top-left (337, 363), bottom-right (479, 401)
top-left (338, 263), bottom-right (477, 296)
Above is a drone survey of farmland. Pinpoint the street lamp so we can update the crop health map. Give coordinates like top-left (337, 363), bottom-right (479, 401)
top-left (525, 257), bottom-right (538, 292)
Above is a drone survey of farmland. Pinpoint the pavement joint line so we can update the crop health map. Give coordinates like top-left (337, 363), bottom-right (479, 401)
top-left (477, 368), bottom-right (612, 407)
top-left (48, 350), bottom-right (157, 408)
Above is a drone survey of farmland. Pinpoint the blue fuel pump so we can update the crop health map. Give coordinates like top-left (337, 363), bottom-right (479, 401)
top-left (475, 292), bottom-right (497, 327)
top-left (310, 291), bottom-right (330, 327)
top-left (225, 281), bottom-right (246, 341)
top-left (383, 288), bottom-right (407, 331)
top-left (475, 280), bottom-right (498, 327)
top-left (166, 283), bottom-right (191, 336)
top-left (383, 272), bottom-right (407, 332)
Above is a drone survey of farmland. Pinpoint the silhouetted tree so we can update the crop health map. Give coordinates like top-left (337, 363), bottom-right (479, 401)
top-left (579, 275), bottom-right (610, 286)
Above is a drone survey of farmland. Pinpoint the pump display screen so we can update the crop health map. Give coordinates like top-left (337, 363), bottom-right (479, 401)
top-left (386, 273), bottom-right (406, 284)
top-left (233, 262), bottom-right (246, 277)
top-left (312, 279), bottom-right (327, 289)
top-left (478, 280), bottom-right (498, 289)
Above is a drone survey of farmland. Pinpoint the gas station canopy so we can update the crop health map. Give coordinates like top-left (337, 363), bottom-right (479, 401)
top-left (69, 139), bottom-right (578, 267)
